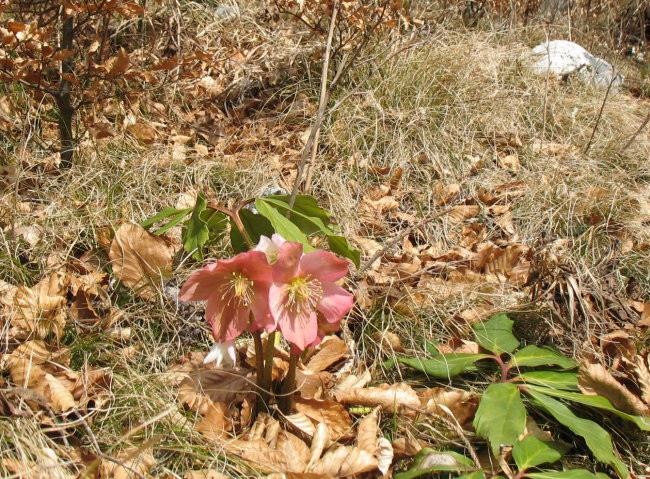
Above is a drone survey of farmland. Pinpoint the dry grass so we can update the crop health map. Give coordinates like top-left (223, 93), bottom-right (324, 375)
top-left (1, 1), bottom-right (649, 476)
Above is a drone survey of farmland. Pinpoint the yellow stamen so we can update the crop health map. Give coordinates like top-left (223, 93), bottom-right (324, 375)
top-left (286, 276), bottom-right (322, 314)
top-left (222, 272), bottom-right (254, 306)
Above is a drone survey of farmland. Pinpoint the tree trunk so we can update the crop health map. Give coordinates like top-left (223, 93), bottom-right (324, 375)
top-left (57, 15), bottom-right (75, 169)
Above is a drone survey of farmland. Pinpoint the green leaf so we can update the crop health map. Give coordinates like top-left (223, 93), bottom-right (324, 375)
top-left (512, 436), bottom-right (562, 470)
top-left (510, 345), bottom-right (578, 370)
top-left (515, 371), bottom-right (579, 391)
top-left (201, 209), bottom-right (228, 245)
top-left (526, 470), bottom-right (610, 479)
top-left (472, 313), bottom-right (520, 355)
top-left (140, 206), bottom-right (188, 229)
top-left (394, 450), bottom-right (474, 479)
top-left (183, 193), bottom-right (209, 260)
top-left (527, 386), bottom-right (650, 431)
top-left (473, 383), bottom-right (527, 456)
top-left (264, 195), bottom-right (333, 235)
top-left (327, 234), bottom-right (361, 267)
top-left (229, 209), bottom-right (274, 253)
top-left (397, 354), bottom-right (490, 379)
top-left (152, 208), bottom-right (192, 235)
top-left (456, 472), bottom-right (487, 479)
top-left (525, 389), bottom-right (628, 478)
top-left (424, 339), bottom-right (443, 357)
top-left (255, 199), bottom-right (313, 249)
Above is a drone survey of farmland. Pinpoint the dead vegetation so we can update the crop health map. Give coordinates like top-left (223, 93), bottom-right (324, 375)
top-left (1, 0), bottom-right (649, 477)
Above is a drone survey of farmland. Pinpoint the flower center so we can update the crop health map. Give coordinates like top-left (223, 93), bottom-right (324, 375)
top-left (222, 272), bottom-right (254, 306)
top-left (286, 276), bottom-right (322, 314)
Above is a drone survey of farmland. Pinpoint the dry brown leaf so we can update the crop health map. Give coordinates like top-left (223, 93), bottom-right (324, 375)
top-left (109, 223), bottom-right (174, 300)
top-left (449, 205), bottom-right (480, 222)
top-left (13, 274), bottom-right (67, 339)
top-left (106, 47), bottom-right (130, 79)
top-left (640, 303), bottom-right (650, 327)
top-left (434, 182), bottom-right (461, 206)
top-left (357, 408), bottom-right (380, 456)
top-left (304, 336), bottom-right (348, 372)
top-left (178, 368), bottom-right (251, 413)
top-left (578, 361), bottom-right (649, 416)
top-left (295, 368), bottom-right (334, 400)
top-left (308, 446), bottom-right (378, 477)
top-left (184, 470), bottom-right (230, 479)
top-left (391, 436), bottom-right (423, 458)
top-left (371, 330), bottom-right (404, 352)
top-left (307, 422), bottom-right (331, 469)
top-left (45, 373), bottom-right (76, 413)
top-left (99, 447), bottom-right (156, 479)
top-left (633, 356), bottom-right (650, 405)
top-left (419, 388), bottom-right (479, 427)
top-left (196, 401), bottom-right (232, 440)
top-left (294, 397), bottom-right (354, 441)
top-left (498, 153), bottom-right (520, 172)
top-left (475, 242), bottom-right (531, 286)
top-left (376, 437), bottom-right (394, 475)
top-left (2, 447), bottom-right (74, 479)
top-left (285, 412), bottom-right (317, 437)
top-left (333, 382), bottom-right (421, 416)
top-left (228, 431), bottom-right (310, 474)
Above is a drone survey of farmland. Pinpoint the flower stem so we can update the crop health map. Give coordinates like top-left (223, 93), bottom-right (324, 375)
top-left (262, 331), bottom-right (278, 407)
top-left (252, 330), bottom-right (267, 413)
top-left (279, 352), bottom-right (298, 414)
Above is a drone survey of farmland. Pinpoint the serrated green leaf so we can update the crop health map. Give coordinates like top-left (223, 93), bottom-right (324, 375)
top-left (183, 193), bottom-right (209, 260)
top-left (255, 199), bottom-right (313, 249)
top-left (151, 208), bottom-right (192, 235)
top-left (472, 313), bottom-right (520, 355)
top-left (394, 450), bottom-right (474, 479)
top-left (473, 383), bottom-right (527, 456)
top-left (201, 209), bottom-right (228, 245)
top-left (141, 206), bottom-right (190, 229)
top-left (230, 209), bottom-right (274, 253)
top-left (527, 386), bottom-right (650, 431)
top-left (515, 371), bottom-right (580, 390)
top-left (397, 354), bottom-right (490, 379)
top-left (526, 470), bottom-right (610, 479)
top-left (510, 345), bottom-right (578, 370)
top-left (512, 436), bottom-right (562, 470)
top-left (327, 234), bottom-right (361, 267)
top-left (525, 389), bottom-right (628, 478)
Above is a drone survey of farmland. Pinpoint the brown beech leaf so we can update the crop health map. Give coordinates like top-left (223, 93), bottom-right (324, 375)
top-left (13, 273), bottom-right (67, 339)
top-left (45, 373), bottom-right (76, 413)
top-left (127, 122), bottom-right (158, 145)
top-left (106, 47), bottom-right (130, 79)
top-left (307, 422), bottom-right (330, 469)
top-left (419, 388), bottom-right (479, 427)
top-left (377, 437), bottom-right (394, 475)
top-left (578, 361), bottom-right (649, 416)
top-left (333, 382), bottom-right (421, 416)
top-left (285, 412), bottom-right (317, 437)
top-left (195, 402), bottom-right (232, 440)
top-left (304, 336), bottom-right (348, 372)
top-left (99, 447), bottom-right (156, 479)
top-left (227, 431), bottom-right (310, 474)
top-left (392, 436), bottom-right (423, 459)
top-left (294, 397), bottom-right (354, 441)
top-left (109, 223), bottom-right (174, 300)
top-left (184, 470), bottom-right (230, 479)
top-left (633, 356), bottom-right (650, 405)
top-left (179, 368), bottom-right (251, 413)
top-left (357, 408), bottom-right (380, 455)
top-left (308, 446), bottom-right (378, 476)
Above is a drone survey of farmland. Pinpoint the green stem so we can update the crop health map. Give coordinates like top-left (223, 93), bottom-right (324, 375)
top-left (279, 352), bottom-right (299, 414)
top-left (262, 331), bottom-right (279, 408)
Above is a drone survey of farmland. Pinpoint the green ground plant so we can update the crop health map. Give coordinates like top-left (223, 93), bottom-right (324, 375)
top-left (395, 314), bottom-right (650, 478)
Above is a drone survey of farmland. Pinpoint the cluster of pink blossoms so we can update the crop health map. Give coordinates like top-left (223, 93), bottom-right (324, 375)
top-left (179, 235), bottom-right (355, 357)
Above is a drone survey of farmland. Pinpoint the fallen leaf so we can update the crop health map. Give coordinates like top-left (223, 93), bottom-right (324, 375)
top-left (578, 361), bottom-right (649, 416)
top-left (377, 437), bottom-right (394, 475)
top-left (178, 368), bottom-right (252, 413)
top-left (308, 446), bottom-right (377, 476)
top-left (196, 401), bottom-right (232, 440)
top-left (184, 470), bottom-right (230, 479)
top-left (357, 408), bottom-right (380, 455)
top-left (99, 447), bottom-right (156, 479)
top-left (109, 223), bottom-right (174, 300)
top-left (45, 373), bottom-right (76, 413)
top-left (294, 397), bottom-right (354, 441)
top-left (303, 336), bottom-right (348, 372)
top-left (307, 422), bottom-right (330, 469)
top-left (419, 388), bottom-right (479, 427)
top-left (106, 47), bottom-right (130, 79)
top-left (333, 382), bottom-right (421, 416)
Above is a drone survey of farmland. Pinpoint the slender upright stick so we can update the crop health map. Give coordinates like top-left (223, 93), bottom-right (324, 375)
top-left (279, 353), bottom-right (299, 414)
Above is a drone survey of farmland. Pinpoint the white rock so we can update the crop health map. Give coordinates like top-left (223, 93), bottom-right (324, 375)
top-left (530, 40), bottom-right (624, 89)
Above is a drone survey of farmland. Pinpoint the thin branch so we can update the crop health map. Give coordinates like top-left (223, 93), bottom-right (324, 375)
top-left (621, 111), bottom-right (650, 151)
top-left (584, 68), bottom-right (618, 154)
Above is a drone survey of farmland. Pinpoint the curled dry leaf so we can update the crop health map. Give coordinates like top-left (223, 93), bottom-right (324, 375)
top-left (419, 388), bottom-right (479, 427)
top-left (392, 436), bottom-right (423, 459)
top-left (227, 431), bottom-right (310, 474)
top-left (2, 447), bottom-right (74, 479)
top-left (371, 330), bottom-right (404, 352)
top-left (109, 223), bottom-right (174, 300)
top-left (333, 382), bottom-right (421, 416)
top-left (45, 373), bottom-right (76, 413)
top-left (99, 447), bottom-right (156, 479)
top-left (285, 412), bottom-right (317, 437)
top-left (12, 272), bottom-right (68, 339)
top-left (294, 397), bottom-right (354, 441)
top-left (578, 361), bottom-right (649, 416)
top-left (184, 470), bottom-right (230, 479)
top-left (376, 437), bottom-right (394, 475)
top-left (307, 422), bottom-right (330, 469)
top-left (195, 401), bottom-right (232, 441)
top-left (304, 336), bottom-right (349, 372)
top-left (357, 408), bottom-right (380, 455)
top-left (178, 368), bottom-right (252, 414)
top-left (308, 445), bottom-right (377, 477)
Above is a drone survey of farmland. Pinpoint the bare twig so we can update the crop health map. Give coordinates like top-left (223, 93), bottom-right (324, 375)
top-left (621, 111), bottom-right (650, 151)
top-left (288, 0), bottom-right (339, 208)
top-left (584, 68), bottom-right (617, 154)
top-left (357, 207), bottom-right (453, 276)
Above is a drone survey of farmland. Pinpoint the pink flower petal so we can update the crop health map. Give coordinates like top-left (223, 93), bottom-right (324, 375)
top-left (250, 282), bottom-right (274, 332)
top-left (299, 250), bottom-right (349, 282)
top-left (272, 242), bottom-right (303, 283)
top-left (316, 282), bottom-right (354, 323)
top-left (269, 283), bottom-right (318, 351)
top-left (179, 265), bottom-right (227, 302)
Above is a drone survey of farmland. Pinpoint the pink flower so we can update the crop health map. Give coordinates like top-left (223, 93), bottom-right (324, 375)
top-left (254, 234), bottom-right (286, 264)
top-left (179, 251), bottom-right (273, 342)
top-left (269, 242), bottom-right (354, 351)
